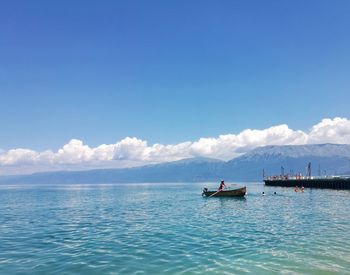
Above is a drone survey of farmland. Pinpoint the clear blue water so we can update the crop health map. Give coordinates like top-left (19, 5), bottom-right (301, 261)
top-left (1, 182), bottom-right (350, 274)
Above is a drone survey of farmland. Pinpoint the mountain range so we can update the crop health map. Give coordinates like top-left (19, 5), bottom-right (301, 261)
top-left (1, 143), bottom-right (350, 184)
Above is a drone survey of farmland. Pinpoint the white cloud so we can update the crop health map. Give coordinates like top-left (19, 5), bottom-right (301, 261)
top-left (113, 137), bottom-right (148, 161)
top-left (54, 139), bottom-right (116, 164)
top-left (0, 149), bottom-right (40, 165)
top-left (189, 124), bottom-right (308, 159)
top-left (0, 117), bottom-right (349, 175)
top-left (308, 117), bottom-right (350, 144)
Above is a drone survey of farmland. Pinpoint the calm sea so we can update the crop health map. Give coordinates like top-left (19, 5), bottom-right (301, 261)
top-left (0, 182), bottom-right (349, 274)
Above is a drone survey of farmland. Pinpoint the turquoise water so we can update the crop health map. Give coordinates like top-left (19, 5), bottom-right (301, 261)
top-left (0, 182), bottom-right (350, 274)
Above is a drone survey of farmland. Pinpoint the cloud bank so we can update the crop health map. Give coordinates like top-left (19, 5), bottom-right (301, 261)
top-left (1, 117), bottom-right (350, 175)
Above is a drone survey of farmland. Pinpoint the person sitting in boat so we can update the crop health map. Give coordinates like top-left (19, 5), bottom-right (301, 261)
top-left (218, 180), bottom-right (226, 191)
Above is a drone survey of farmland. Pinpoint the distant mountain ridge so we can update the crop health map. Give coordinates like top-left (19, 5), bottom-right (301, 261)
top-left (1, 144), bottom-right (350, 184)
top-left (242, 144), bottom-right (350, 158)
top-left (221, 143), bottom-right (350, 180)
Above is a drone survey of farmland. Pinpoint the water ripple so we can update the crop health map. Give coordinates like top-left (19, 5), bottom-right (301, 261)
top-left (0, 183), bottom-right (349, 274)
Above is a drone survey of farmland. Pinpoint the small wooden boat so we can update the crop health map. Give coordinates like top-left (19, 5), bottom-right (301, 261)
top-left (202, 186), bottom-right (246, 197)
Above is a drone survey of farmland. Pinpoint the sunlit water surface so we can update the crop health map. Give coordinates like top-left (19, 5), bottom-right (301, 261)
top-left (0, 182), bottom-right (350, 274)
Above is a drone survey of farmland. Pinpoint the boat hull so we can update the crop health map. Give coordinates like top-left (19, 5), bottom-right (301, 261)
top-left (202, 187), bottom-right (246, 197)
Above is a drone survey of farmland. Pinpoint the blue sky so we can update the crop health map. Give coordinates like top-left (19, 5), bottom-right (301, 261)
top-left (1, 0), bottom-right (350, 152)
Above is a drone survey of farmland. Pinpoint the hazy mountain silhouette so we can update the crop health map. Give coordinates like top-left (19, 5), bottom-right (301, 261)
top-left (1, 144), bottom-right (349, 184)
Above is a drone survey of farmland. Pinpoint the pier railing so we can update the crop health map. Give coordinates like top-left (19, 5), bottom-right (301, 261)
top-left (264, 175), bottom-right (350, 181)
top-left (264, 175), bottom-right (350, 190)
